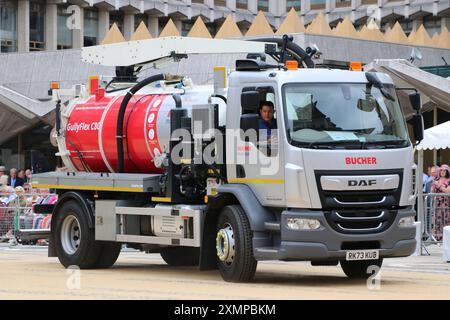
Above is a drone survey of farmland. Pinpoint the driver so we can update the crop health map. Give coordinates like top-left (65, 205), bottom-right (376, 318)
top-left (258, 101), bottom-right (277, 143)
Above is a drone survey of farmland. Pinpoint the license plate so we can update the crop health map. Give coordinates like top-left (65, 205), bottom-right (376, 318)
top-left (345, 250), bottom-right (379, 261)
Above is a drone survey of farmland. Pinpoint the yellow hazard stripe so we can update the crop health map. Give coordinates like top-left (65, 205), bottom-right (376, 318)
top-left (151, 196), bottom-right (172, 202)
top-left (214, 66), bottom-right (227, 88)
top-left (32, 184), bottom-right (143, 193)
top-left (228, 178), bottom-right (285, 184)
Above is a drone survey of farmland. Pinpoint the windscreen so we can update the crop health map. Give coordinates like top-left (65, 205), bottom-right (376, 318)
top-left (282, 83), bottom-right (409, 148)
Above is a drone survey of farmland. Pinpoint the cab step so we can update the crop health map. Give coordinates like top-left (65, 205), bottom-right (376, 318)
top-left (264, 222), bottom-right (280, 232)
top-left (254, 247), bottom-right (280, 260)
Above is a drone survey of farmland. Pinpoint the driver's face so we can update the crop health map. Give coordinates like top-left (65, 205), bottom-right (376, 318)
top-left (260, 105), bottom-right (274, 123)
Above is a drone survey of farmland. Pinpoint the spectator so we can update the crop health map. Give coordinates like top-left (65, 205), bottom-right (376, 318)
top-left (425, 165), bottom-right (438, 193)
top-left (0, 186), bottom-right (17, 205)
top-left (432, 165), bottom-right (450, 193)
top-left (0, 166), bottom-right (8, 187)
top-left (8, 168), bottom-right (24, 188)
top-left (17, 169), bottom-right (25, 180)
top-left (423, 171), bottom-right (429, 193)
top-left (24, 169), bottom-right (32, 183)
top-left (431, 164), bottom-right (450, 240)
top-left (14, 186), bottom-right (28, 208)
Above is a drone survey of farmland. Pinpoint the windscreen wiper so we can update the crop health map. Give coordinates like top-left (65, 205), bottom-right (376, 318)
top-left (307, 140), bottom-right (362, 149)
top-left (361, 140), bottom-right (408, 149)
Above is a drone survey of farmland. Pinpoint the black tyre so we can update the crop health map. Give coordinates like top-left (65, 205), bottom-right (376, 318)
top-left (54, 200), bottom-right (103, 269)
top-left (94, 242), bottom-right (122, 268)
top-left (216, 205), bottom-right (257, 282)
top-left (160, 246), bottom-right (199, 266)
top-left (340, 258), bottom-right (383, 279)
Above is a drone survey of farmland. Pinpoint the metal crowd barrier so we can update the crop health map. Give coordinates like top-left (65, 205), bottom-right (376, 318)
top-left (422, 193), bottom-right (450, 245)
top-left (0, 191), bottom-right (57, 245)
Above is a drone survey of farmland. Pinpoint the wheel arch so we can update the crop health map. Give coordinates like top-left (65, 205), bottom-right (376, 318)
top-left (199, 184), bottom-right (275, 270)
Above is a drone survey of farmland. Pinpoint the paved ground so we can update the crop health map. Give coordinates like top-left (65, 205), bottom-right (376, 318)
top-left (1, 243), bottom-right (450, 300)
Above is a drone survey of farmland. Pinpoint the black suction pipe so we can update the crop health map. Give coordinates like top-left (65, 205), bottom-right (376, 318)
top-left (116, 73), bottom-right (165, 173)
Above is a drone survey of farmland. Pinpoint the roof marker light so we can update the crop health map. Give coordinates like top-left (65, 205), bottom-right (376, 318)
top-left (285, 60), bottom-right (298, 70)
top-left (349, 61), bottom-right (362, 71)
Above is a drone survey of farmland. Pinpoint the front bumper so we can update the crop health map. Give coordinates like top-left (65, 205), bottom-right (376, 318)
top-left (254, 207), bottom-right (416, 261)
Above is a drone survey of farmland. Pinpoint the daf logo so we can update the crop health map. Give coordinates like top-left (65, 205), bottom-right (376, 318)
top-left (348, 179), bottom-right (377, 187)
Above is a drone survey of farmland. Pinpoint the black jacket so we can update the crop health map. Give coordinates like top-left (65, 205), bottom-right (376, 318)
top-left (8, 176), bottom-right (24, 188)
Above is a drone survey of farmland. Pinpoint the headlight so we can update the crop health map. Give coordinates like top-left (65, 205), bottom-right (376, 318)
top-left (398, 216), bottom-right (415, 227)
top-left (287, 218), bottom-right (321, 230)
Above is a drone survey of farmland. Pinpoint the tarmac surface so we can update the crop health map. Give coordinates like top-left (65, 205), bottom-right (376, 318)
top-left (1, 243), bottom-right (450, 300)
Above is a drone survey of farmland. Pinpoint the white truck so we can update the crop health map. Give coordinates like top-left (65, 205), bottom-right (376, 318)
top-left (32, 36), bottom-right (423, 282)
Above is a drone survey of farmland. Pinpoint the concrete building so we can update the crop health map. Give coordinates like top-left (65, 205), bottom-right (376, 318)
top-left (1, 0), bottom-right (450, 53)
top-left (1, 0), bottom-right (450, 170)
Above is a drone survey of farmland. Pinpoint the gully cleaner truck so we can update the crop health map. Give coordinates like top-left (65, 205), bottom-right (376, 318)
top-left (32, 36), bottom-right (423, 282)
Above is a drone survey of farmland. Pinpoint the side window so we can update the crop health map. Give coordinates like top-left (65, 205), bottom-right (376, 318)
top-left (240, 86), bottom-right (278, 156)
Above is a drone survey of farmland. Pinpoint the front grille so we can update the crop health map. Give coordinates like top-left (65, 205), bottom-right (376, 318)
top-left (326, 209), bottom-right (396, 234)
top-left (315, 169), bottom-right (403, 211)
top-left (315, 169), bottom-right (403, 234)
top-left (333, 193), bottom-right (385, 204)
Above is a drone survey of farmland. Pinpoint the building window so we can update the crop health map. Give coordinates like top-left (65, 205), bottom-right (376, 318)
top-left (84, 8), bottom-right (98, 47)
top-left (215, 0), bottom-right (227, 6)
top-left (57, 5), bottom-right (72, 49)
top-left (0, 0), bottom-right (17, 52)
top-left (134, 14), bottom-right (147, 30)
top-left (335, 0), bottom-right (351, 8)
top-left (400, 19), bottom-right (412, 35)
top-left (287, 0), bottom-right (301, 11)
top-left (236, 0), bottom-right (248, 10)
top-left (110, 12), bottom-right (124, 32)
top-left (423, 15), bottom-right (440, 37)
top-left (181, 20), bottom-right (192, 36)
top-left (192, 0), bottom-right (204, 3)
top-left (258, 0), bottom-right (269, 11)
top-left (361, 0), bottom-right (377, 4)
top-left (310, 0), bottom-right (325, 10)
top-left (381, 18), bottom-right (412, 35)
top-left (30, 0), bottom-right (45, 51)
top-left (206, 22), bottom-right (217, 36)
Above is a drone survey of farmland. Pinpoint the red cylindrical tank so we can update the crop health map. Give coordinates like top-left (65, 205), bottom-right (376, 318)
top-left (62, 88), bottom-right (220, 173)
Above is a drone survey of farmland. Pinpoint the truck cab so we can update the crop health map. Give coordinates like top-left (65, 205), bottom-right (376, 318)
top-left (217, 65), bottom-right (417, 279)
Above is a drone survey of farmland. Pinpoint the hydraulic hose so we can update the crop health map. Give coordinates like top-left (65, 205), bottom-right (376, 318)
top-left (116, 73), bottom-right (165, 173)
top-left (249, 37), bottom-right (315, 68)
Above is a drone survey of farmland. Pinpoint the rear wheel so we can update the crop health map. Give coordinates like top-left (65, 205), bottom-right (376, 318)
top-left (54, 201), bottom-right (102, 269)
top-left (95, 242), bottom-right (122, 268)
top-left (215, 205), bottom-right (257, 282)
top-left (160, 246), bottom-right (199, 266)
top-left (340, 258), bottom-right (383, 279)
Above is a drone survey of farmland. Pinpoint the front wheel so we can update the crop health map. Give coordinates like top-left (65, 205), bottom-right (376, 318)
top-left (215, 205), bottom-right (257, 282)
top-left (340, 258), bottom-right (383, 279)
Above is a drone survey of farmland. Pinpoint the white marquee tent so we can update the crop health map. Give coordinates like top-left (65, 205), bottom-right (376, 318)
top-left (417, 120), bottom-right (450, 151)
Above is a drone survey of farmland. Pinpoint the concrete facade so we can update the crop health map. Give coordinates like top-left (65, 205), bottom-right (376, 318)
top-left (0, 32), bottom-right (448, 121)
top-left (0, 29), bottom-right (449, 168)
top-left (1, 0), bottom-right (450, 53)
